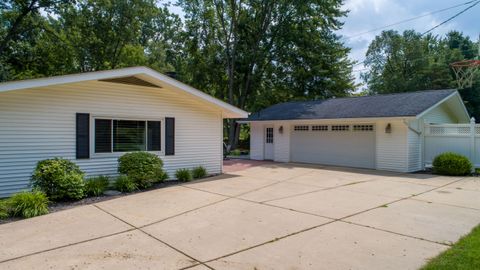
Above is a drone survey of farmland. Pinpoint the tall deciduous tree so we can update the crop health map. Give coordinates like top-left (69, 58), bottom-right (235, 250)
top-left (362, 30), bottom-right (480, 120)
top-left (178, 0), bottom-right (354, 148)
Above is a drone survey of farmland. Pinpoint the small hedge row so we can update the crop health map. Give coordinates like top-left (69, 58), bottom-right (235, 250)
top-left (176, 166), bottom-right (208, 182)
top-left (2, 153), bottom-right (210, 221)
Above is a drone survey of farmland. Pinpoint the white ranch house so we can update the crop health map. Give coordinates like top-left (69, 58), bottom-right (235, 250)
top-left (0, 67), bottom-right (248, 197)
top-left (244, 90), bottom-right (474, 172)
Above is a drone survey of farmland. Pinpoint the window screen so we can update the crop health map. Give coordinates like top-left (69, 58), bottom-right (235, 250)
top-left (113, 120), bottom-right (146, 152)
top-left (95, 119), bottom-right (112, 153)
top-left (147, 121), bottom-right (161, 151)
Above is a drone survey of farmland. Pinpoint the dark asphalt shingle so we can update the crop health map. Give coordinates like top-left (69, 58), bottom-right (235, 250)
top-left (246, 89), bottom-right (457, 121)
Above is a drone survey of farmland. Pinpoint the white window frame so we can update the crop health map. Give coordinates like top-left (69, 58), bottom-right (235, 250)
top-left (90, 115), bottom-right (165, 157)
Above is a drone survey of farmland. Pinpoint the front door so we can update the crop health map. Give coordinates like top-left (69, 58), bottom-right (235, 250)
top-left (264, 126), bottom-right (274, 160)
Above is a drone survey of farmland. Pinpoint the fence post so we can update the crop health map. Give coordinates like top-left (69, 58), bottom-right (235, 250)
top-left (470, 117), bottom-right (476, 170)
top-left (421, 120), bottom-right (426, 170)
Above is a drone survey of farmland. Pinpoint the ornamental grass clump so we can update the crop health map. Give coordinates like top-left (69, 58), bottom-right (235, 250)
top-left (192, 166), bottom-right (207, 179)
top-left (175, 168), bottom-right (192, 182)
top-left (7, 191), bottom-right (49, 218)
top-left (84, 176), bottom-right (110, 197)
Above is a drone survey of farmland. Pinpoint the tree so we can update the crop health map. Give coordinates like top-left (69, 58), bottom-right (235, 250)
top-left (178, 0), bottom-right (354, 148)
top-left (362, 30), bottom-right (480, 120)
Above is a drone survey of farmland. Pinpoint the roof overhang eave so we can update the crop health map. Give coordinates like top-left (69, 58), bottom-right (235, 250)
top-left (237, 116), bottom-right (416, 123)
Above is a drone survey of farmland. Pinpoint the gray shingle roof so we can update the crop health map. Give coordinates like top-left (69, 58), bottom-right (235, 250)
top-left (247, 89), bottom-right (457, 121)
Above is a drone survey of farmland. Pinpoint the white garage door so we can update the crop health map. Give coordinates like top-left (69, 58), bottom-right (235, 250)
top-left (290, 124), bottom-right (376, 169)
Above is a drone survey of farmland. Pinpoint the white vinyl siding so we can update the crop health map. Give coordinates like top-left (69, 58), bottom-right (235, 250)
top-left (422, 103), bottom-right (457, 124)
top-left (0, 81), bottom-right (223, 197)
top-left (249, 122), bottom-right (264, 160)
top-left (407, 128), bottom-right (422, 172)
top-left (273, 123), bottom-right (290, 162)
top-left (375, 120), bottom-right (408, 172)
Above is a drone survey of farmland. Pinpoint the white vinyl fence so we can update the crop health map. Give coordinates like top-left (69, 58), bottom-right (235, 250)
top-left (424, 118), bottom-right (480, 167)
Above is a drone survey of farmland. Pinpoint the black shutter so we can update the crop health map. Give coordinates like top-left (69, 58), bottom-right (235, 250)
top-left (76, 113), bottom-right (90, 159)
top-left (165, 117), bottom-right (175, 155)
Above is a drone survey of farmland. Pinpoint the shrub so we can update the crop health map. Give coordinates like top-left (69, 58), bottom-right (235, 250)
top-left (114, 175), bottom-right (138, 193)
top-left (118, 152), bottom-right (165, 189)
top-left (230, 149), bottom-right (241, 156)
top-left (192, 166), bottom-right (207, 179)
top-left (31, 158), bottom-right (85, 201)
top-left (175, 168), bottom-right (192, 182)
top-left (8, 191), bottom-right (49, 218)
top-left (432, 152), bottom-right (472, 176)
top-left (0, 200), bottom-right (9, 219)
top-left (85, 176), bottom-right (110, 197)
top-left (155, 170), bottom-right (169, 182)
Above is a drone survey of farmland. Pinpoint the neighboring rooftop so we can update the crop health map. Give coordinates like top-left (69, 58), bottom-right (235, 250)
top-left (246, 89), bottom-right (458, 121)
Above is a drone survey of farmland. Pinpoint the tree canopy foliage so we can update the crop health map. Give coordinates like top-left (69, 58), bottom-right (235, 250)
top-left (0, 0), bottom-right (354, 147)
top-left (362, 30), bottom-right (480, 119)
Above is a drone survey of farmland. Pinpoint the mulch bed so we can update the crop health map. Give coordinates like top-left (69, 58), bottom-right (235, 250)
top-left (0, 179), bottom-right (185, 225)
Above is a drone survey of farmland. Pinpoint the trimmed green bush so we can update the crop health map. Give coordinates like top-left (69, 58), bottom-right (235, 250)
top-left (175, 168), bottom-right (192, 182)
top-left (31, 158), bottom-right (85, 201)
top-left (85, 176), bottom-right (110, 197)
top-left (118, 152), bottom-right (165, 189)
top-left (8, 191), bottom-right (49, 218)
top-left (192, 166), bottom-right (207, 179)
top-left (114, 175), bottom-right (138, 193)
top-left (432, 152), bottom-right (472, 176)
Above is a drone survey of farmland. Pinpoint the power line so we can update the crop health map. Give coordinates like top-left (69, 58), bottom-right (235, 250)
top-left (344, 0), bottom-right (478, 40)
top-left (351, 47), bottom-right (480, 73)
top-left (351, 1), bottom-right (480, 69)
top-left (421, 0), bottom-right (480, 35)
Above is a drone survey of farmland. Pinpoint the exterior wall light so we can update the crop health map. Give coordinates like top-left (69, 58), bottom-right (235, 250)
top-left (279, 126), bottom-right (284, 134)
top-left (385, 123), bottom-right (392, 133)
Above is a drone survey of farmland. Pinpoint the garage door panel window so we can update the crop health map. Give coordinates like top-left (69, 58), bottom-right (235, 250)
top-left (353, 125), bottom-right (374, 131)
top-left (331, 125), bottom-right (350, 131)
top-left (312, 125), bottom-right (328, 131)
top-left (294, 125), bottom-right (309, 131)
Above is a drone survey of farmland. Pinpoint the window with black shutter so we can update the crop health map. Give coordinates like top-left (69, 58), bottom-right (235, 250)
top-left (76, 113), bottom-right (90, 159)
top-left (95, 119), bottom-right (112, 153)
top-left (94, 118), bottom-right (162, 153)
top-left (147, 121), bottom-right (161, 151)
top-left (165, 117), bottom-right (175, 155)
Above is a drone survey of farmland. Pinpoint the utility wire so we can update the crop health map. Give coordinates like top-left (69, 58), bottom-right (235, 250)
top-left (421, 0), bottom-right (480, 35)
top-left (351, 0), bottom-right (480, 69)
top-left (344, 0), bottom-right (478, 40)
top-left (351, 47), bottom-right (480, 73)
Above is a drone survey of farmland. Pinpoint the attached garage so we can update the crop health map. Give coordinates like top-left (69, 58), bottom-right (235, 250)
top-left (290, 124), bottom-right (376, 169)
top-left (244, 90), bottom-right (471, 172)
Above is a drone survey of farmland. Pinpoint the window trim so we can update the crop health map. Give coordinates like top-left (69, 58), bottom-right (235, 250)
top-left (90, 115), bottom-right (165, 157)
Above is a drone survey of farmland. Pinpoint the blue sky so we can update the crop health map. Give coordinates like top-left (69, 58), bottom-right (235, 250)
top-left (164, 0), bottom-right (479, 86)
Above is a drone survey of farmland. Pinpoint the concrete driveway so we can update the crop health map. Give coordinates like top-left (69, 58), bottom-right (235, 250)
top-left (1, 162), bottom-right (480, 270)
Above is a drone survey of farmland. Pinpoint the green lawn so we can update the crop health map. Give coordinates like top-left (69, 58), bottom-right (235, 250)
top-left (421, 225), bottom-right (480, 270)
